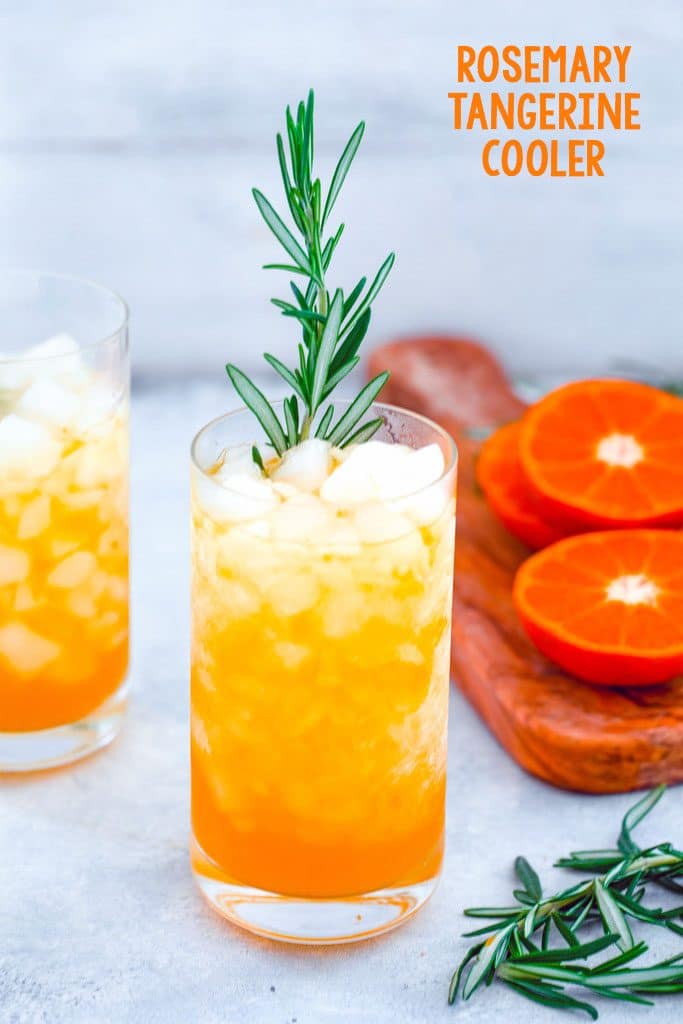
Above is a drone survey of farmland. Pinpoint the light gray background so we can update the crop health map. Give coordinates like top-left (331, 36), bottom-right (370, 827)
top-left (2, 4), bottom-right (683, 1022)
top-left (0, 0), bottom-right (681, 378)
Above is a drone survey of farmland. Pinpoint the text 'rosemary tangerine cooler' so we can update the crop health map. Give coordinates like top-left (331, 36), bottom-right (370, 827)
top-left (191, 403), bottom-right (456, 943)
top-left (0, 272), bottom-right (129, 771)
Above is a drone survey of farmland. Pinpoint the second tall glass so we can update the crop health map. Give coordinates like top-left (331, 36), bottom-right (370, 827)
top-left (0, 271), bottom-right (130, 771)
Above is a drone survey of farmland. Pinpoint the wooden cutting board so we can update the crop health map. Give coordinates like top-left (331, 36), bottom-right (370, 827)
top-left (369, 337), bottom-right (683, 794)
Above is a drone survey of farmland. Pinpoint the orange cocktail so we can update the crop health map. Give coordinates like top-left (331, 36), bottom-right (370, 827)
top-left (0, 272), bottom-right (129, 770)
top-left (191, 402), bottom-right (456, 943)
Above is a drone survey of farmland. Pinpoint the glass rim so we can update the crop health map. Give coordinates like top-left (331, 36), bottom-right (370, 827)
top-left (191, 399), bottom-right (458, 503)
top-left (0, 269), bottom-right (129, 365)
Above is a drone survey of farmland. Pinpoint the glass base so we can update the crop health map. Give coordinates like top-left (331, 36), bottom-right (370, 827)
top-left (191, 839), bottom-right (439, 945)
top-left (0, 680), bottom-right (128, 773)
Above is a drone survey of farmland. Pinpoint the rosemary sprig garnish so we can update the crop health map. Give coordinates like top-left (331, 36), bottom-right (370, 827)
top-left (450, 786), bottom-right (683, 1019)
top-left (226, 89), bottom-right (394, 463)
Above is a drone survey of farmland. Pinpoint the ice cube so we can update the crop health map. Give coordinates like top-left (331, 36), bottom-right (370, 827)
top-left (369, 442), bottom-right (450, 524)
top-left (0, 622), bottom-right (60, 675)
top-left (1, 495), bottom-right (21, 520)
top-left (104, 574), bottom-right (128, 604)
top-left (320, 590), bottom-right (368, 637)
top-left (78, 383), bottom-right (118, 431)
top-left (0, 414), bottom-right (62, 478)
top-left (27, 333), bottom-right (80, 360)
top-left (97, 527), bottom-right (126, 560)
top-left (60, 572), bottom-right (103, 619)
top-left (14, 583), bottom-right (38, 612)
top-left (0, 544), bottom-right (30, 586)
top-left (1, 334), bottom-right (86, 393)
top-left (320, 440), bottom-right (412, 506)
top-left (47, 550), bottom-right (96, 588)
top-left (17, 495), bottom-right (52, 540)
top-left (267, 570), bottom-right (319, 617)
top-left (274, 641), bottom-right (310, 670)
top-left (67, 590), bottom-right (98, 618)
top-left (90, 610), bottom-right (122, 635)
top-left (386, 530), bottom-right (429, 577)
top-left (214, 529), bottom-right (273, 580)
top-left (24, 333), bottom-right (88, 390)
top-left (233, 518), bottom-right (271, 540)
top-left (272, 438), bottom-right (332, 492)
top-left (356, 439), bottom-right (412, 472)
top-left (397, 480), bottom-right (452, 526)
top-left (214, 577), bottom-right (261, 619)
top-left (320, 520), bottom-right (362, 555)
top-left (16, 377), bottom-right (82, 431)
top-left (271, 481), bottom-right (298, 499)
top-left (191, 712), bottom-right (211, 754)
top-left (384, 443), bottom-right (445, 498)
top-left (320, 455), bottom-right (380, 505)
top-left (330, 444), bottom-right (352, 463)
top-left (72, 422), bottom-right (126, 489)
top-left (352, 502), bottom-right (414, 543)
top-left (109, 627), bottom-right (128, 651)
top-left (87, 570), bottom-right (110, 600)
top-left (51, 539), bottom-right (80, 559)
top-left (0, 355), bottom-right (31, 393)
top-left (58, 485), bottom-right (106, 510)
top-left (193, 471), bottom-right (279, 523)
top-left (271, 494), bottom-right (335, 543)
top-left (213, 444), bottom-right (262, 483)
top-left (397, 643), bottom-right (424, 665)
top-left (71, 443), bottom-right (110, 489)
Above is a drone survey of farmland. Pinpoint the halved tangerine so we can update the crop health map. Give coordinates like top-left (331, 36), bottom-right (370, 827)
top-left (519, 379), bottom-right (683, 529)
top-left (513, 530), bottom-right (683, 686)
top-left (477, 422), bottom-right (570, 549)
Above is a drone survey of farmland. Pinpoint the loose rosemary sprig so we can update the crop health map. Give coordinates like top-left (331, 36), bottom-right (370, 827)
top-left (226, 89), bottom-right (394, 464)
top-left (449, 786), bottom-right (683, 1019)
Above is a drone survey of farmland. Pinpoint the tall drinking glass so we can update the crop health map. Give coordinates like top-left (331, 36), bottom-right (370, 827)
top-left (190, 401), bottom-right (456, 943)
top-left (0, 271), bottom-right (129, 771)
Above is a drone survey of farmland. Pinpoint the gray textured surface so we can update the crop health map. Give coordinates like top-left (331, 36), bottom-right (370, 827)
top-left (0, 1), bottom-right (682, 376)
top-left (2, 380), bottom-right (682, 1023)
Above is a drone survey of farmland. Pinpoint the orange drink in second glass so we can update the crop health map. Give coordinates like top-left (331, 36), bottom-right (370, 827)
top-left (0, 272), bottom-right (129, 770)
top-left (191, 402), bottom-right (456, 943)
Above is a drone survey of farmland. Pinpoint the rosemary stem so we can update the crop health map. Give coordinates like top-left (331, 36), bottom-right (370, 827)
top-left (300, 230), bottom-right (328, 442)
top-left (536, 888), bottom-right (592, 921)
